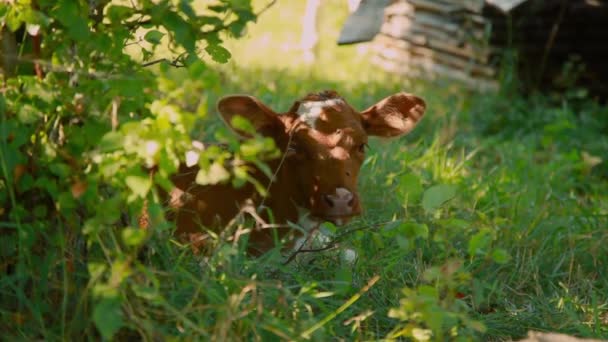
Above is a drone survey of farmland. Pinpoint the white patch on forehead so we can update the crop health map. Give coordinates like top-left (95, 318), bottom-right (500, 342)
top-left (296, 98), bottom-right (344, 128)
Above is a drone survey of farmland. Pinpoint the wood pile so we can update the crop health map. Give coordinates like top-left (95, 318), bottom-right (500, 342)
top-left (369, 0), bottom-right (608, 97)
top-left (372, 0), bottom-right (499, 91)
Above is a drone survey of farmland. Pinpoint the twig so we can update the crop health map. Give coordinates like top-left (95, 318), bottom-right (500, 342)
top-left (257, 0), bottom-right (278, 16)
top-left (199, 0), bottom-right (278, 37)
top-left (2, 55), bottom-right (145, 80)
top-left (282, 220), bottom-right (393, 265)
top-left (258, 128), bottom-right (295, 210)
top-left (124, 38), bottom-right (144, 47)
top-left (142, 52), bottom-right (188, 68)
top-left (141, 58), bottom-right (169, 67)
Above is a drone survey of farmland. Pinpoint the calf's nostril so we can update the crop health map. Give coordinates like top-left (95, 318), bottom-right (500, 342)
top-left (347, 198), bottom-right (354, 207)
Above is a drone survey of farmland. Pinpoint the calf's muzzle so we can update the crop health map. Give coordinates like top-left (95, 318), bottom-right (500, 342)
top-left (321, 187), bottom-right (358, 219)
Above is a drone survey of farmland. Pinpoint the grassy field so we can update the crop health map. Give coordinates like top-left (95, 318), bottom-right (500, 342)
top-left (3, 0), bottom-right (607, 340)
top-left (140, 1), bottom-right (608, 340)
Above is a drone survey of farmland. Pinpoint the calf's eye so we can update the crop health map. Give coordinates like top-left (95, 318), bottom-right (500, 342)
top-left (358, 143), bottom-right (368, 153)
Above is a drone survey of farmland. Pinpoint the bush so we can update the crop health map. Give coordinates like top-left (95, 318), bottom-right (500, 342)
top-left (0, 0), bottom-right (265, 338)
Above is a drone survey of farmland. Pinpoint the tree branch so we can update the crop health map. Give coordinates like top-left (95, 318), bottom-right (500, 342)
top-left (141, 51), bottom-right (188, 68)
top-left (200, 0), bottom-right (278, 37)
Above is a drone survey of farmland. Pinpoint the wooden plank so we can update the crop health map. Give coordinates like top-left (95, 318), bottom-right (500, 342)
top-left (408, 0), bottom-right (462, 14)
top-left (379, 18), bottom-right (491, 62)
top-left (374, 38), bottom-right (496, 77)
top-left (383, 9), bottom-right (489, 42)
top-left (410, 47), bottom-right (496, 77)
top-left (446, 0), bottom-right (485, 13)
top-left (384, 1), bottom-right (414, 16)
top-left (413, 11), bottom-right (461, 33)
top-left (371, 54), bottom-right (499, 91)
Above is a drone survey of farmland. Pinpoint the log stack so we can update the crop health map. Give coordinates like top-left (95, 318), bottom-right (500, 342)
top-left (371, 0), bottom-right (499, 91)
top-left (366, 0), bottom-right (608, 98)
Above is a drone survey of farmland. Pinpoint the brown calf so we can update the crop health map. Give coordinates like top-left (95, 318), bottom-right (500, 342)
top-left (167, 90), bottom-right (426, 253)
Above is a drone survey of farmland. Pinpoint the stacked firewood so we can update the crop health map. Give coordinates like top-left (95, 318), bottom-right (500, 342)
top-left (371, 0), bottom-right (608, 97)
top-left (372, 0), bottom-right (499, 91)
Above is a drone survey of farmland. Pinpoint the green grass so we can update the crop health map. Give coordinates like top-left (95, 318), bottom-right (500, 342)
top-left (152, 1), bottom-right (608, 339)
top-left (3, 0), bottom-right (607, 340)
top-left (132, 1), bottom-right (608, 339)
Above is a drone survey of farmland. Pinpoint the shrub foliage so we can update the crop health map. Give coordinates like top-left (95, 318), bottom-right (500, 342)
top-left (1, 0), bottom-right (264, 338)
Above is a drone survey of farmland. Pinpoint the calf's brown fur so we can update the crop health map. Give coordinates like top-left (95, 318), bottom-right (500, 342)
top-left (165, 90), bottom-right (426, 254)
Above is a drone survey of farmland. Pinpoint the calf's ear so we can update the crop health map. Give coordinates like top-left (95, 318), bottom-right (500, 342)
top-left (217, 95), bottom-right (283, 137)
top-left (360, 93), bottom-right (426, 137)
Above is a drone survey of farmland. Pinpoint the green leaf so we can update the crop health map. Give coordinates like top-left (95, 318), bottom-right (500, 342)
top-left (58, 192), bottom-right (77, 211)
top-left (229, 0), bottom-right (253, 10)
top-left (98, 196), bottom-right (123, 225)
top-left (468, 230), bottom-right (491, 257)
top-left (436, 218), bottom-right (469, 230)
top-left (334, 267), bottom-right (352, 292)
top-left (422, 184), bottom-right (456, 212)
top-left (491, 248), bottom-right (511, 264)
top-left (231, 115), bottom-right (256, 135)
top-left (396, 236), bottom-right (411, 251)
top-left (205, 44), bottom-right (232, 63)
top-left (466, 318), bottom-right (487, 333)
top-left (179, 0), bottom-right (196, 19)
top-left (144, 30), bottom-right (164, 44)
top-left (108, 78), bottom-right (144, 98)
top-left (83, 218), bottom-right (102, 235)
top-left (93, 297), bottom-right (123, 340)
top-left (188, 60), bottom-right (207, 78)
top-left (320, 221), bottom-right (337, 235)
top-left (132, 284), bottom-right (160, 302)
top-left (411, 328), bottom-right (432, 341)
top-left (208, 4), bottom-right (229, 13)
top-left (54, 0), bottom-right (89, 41)
top-left (399, 173), bottom-right (424, 204)
top-left (196, 162), bottom-right (230, 185)
top-left (49, 163), bottom-right (70, 178)
top-left (125, 175), bottom-right (152, 198)
top-left (107, 5), bottom-right (133, 22)
top-left (164, 11), bottom-right (195, 51)
top-left (397, 221), bottom-right (429, 239)
top-left (5, 6), bottom-right (23, 32)
top-left (17, 104), bottom-right (41, 124)
top-left (122, 227), bottom-right (147, 246)
top-left (99, 131), bottom-right (124, 152)
top-left (87, 262), bottom-right (107, 279)
top-left (21, 8), bottom-right (50, 28)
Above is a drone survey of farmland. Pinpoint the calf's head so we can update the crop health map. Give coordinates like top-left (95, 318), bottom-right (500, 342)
top-left (218, 90), bottom-right (425, 224)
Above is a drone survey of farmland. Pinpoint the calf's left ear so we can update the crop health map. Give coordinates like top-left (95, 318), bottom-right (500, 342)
top-left (217, 95), bottom-right (283, 138)
top-left (360, 92), bottom-right (426, 137)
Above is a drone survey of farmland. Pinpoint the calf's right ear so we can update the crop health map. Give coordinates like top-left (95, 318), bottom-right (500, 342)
top-left (361, 92), bottom-right (426, 137)
top-left (217, 95), bottom-right (283, 138)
